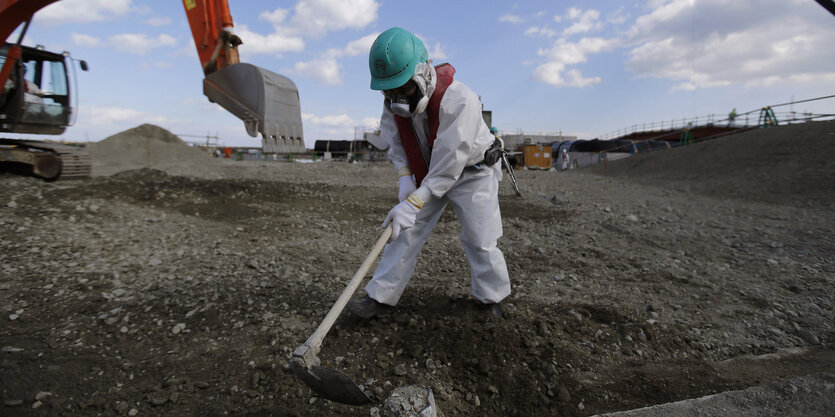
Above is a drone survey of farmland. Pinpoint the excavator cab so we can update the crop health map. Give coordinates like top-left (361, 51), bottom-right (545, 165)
top-left (0, 43), bottom-right (91, 180)
top-left (0, 43), bottom-right (85, 135)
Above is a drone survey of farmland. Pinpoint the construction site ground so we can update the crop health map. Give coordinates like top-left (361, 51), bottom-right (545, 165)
top-left (1, 122), bottom-right (833, 416)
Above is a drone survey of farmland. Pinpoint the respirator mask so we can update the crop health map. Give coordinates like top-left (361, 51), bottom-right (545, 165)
top-left (385, 89), bottom-right (427, 118)
top-left (383, 67), bottom-right (432, 118)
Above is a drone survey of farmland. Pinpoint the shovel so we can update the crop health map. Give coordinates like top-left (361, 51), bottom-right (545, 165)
top-left (289, 225), bottom-right (392, 405)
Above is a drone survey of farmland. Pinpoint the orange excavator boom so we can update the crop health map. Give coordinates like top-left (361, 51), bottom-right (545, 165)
top-left (182, 0), bottom-right (303, 147)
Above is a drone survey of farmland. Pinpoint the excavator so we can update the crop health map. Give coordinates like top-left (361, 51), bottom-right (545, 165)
top-left (0, 0), bottom-right (303, 180)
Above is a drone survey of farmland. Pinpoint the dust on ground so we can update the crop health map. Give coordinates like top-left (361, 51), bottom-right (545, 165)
top-left (1, 122), bottom-right (833, 416)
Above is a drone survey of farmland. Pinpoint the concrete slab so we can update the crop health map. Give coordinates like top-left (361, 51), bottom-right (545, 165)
top-left (596, 373), bottom-right (835, 417)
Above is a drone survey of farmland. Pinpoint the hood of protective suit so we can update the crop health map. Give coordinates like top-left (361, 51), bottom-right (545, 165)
top-left (410, 62), bottom-right (436, 115)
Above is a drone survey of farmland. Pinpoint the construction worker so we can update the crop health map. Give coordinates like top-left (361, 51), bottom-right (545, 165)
top-left (728, 108), bottom-right (737, 126)
top-left (348, 27), bottom-right (511, 319)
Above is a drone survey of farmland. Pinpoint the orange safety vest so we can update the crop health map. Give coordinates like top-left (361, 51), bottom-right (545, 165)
top-left (393, 63), bottom-right (455, 186)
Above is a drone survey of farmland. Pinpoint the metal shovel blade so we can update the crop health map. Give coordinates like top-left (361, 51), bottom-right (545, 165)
top-left (289, 358), bottom-right (373, 405)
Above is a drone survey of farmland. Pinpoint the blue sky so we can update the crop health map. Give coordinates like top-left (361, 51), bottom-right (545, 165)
top-left (9, 0), bottom-right (835, 147)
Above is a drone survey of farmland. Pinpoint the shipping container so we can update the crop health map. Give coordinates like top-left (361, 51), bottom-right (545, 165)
top-left (522, 144), bottom-right (552, 169)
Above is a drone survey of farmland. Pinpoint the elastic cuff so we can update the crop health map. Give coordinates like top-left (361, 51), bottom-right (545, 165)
top-left (397, 166), bottom-right (412, 178)
top-left (405, 193), bottom-right (424, 209)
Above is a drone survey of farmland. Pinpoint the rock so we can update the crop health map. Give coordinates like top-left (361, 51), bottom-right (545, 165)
top-left (171, 323), bottom-right (186, 334)
top-left (767, 258), bottom-right (778, 266)
top-left (383, 385), bottom-right (437, 417)
top-left (626, 214), bottom-right (639, 222)
top-left (129, 408), bottom-right (139, 416)
top-left (115, 401), bottom-right (130, 414)
top-left (147, 391), bottom-right (168, 406)
top-left (393, 363), bottom-right (408, 376)
top-left (149, 257), bottom-right (162, 266)
top-left (797, 329), bottom-right (820, 344)
top-left (31, 400), bottom-right (42, 409)
top-left (557, 385), bottom-right (571, 403)
top-left (9, 313), bottom-right (19, 321)
top-left (426, 358), bottom-right (436, 370)
top-left (4, 399), bottom-right (22, 406)
top-left (35, 392), bottom-right (52, 401)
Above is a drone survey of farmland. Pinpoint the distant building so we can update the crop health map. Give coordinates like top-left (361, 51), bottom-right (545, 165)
top-left (501, 133), bottom-right (577, 151)
top-left (313, 140), bottom-right (387, 161)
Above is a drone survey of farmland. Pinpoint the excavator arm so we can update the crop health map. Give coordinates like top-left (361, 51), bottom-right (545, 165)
top-left (182, 0), bottom-right (304, 149)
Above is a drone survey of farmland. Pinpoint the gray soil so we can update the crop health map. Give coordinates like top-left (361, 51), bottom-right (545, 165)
top-left (1, 122), bottom-right (833, 416)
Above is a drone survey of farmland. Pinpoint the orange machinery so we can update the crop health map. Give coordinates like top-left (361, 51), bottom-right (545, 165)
top-left (0, 0), bottom-right (302, 180)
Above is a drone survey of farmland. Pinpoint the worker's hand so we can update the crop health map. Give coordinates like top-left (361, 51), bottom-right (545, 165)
top-left (382, 193), bottom-right (423, 242)
top-left (397, 175), bottom-right (416, 201)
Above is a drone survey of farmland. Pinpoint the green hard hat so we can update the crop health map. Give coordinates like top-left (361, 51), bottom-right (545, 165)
top-left (490, 127), bottom-right (498, 133)
top-left (369, 27), bottom-right (428, 91)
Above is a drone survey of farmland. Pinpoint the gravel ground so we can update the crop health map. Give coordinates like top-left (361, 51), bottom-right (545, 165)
top-left (1, 122), bottom-right (833, 416)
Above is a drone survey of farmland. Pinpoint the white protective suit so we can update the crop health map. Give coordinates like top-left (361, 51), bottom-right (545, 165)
top-left (365, 63), bottom-right (511, 305)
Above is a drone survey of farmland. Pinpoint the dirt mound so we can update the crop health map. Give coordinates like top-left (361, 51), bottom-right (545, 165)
top-left (585, 120), bottom-right (835, 208)
top-left (1, 122), bottom-right (833, 416)
top-left (88, 124), bottom-right (222, 177)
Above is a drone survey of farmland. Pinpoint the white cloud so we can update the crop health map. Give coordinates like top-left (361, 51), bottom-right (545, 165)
top-left (235, 25), bottom-right (305, 56)
top-left (290, 58), bottom-right (342, 85)
top-left (532, 62), bottom-right (602, 88)
top-left (72, 33), bottom-right (100, 47)
top-left (322, 33), bottom-right (379, 58)
top-left (360, 117), bottom-right (380, 129)
top-left (562, 8), bottom-right (602, 36)
top-left (293, 0), bottom-right (378, 37)
top-left (108, 33), bottom-right (177, 55)
top-left (303, 113), bottom-right (353, 126)
top-left (302, 112), bottom-right (380, 139)
top-left (259, 0), bottom-right (378, 39)
top-left (538, 37), bottom-right (618, 65)
top-left (82, 105), bottom-right (172, 127)
top-left (36, 0), bottom-right (132, 25)
top-left (499, 14), bottom-right (524, 24)
top-left (525, 26), bottom-right (558, 38)
top-left (228, 1), bottom-right (379, 58)
top-left (259, 8), bottom-right (291, 26)
top-left (428, 42), bottom-right (448, 60)
top-left (532, 37), bottom-right (617, 88)
top-left (342, 33), bottom-right (378, 57)
top-left (296, 33), bottom-right (380, 84)
top-left (145, 17), bottom-right (172, 27)
top-left (625, 0), bottom-right (835, 90)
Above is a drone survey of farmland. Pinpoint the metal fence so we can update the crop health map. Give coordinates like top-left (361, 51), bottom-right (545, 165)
top-left (599, 94), bottom-right (835, 140)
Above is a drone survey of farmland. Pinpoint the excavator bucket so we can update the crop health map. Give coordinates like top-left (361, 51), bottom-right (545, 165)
top-left (203, 63), bottom-right (303, 142)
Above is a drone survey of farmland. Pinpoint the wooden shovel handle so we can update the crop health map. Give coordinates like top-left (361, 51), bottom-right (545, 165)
top-left (303, 225), bottom-right (392, 352)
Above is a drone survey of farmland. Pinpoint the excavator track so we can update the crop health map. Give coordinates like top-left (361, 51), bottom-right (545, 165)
top-left (0, 138), bottom-right (91, 181)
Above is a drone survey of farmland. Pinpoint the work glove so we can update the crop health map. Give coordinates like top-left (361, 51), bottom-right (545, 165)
top-left (382, 193), bottom-right (423, 242)
top-left (398, 175), bottom-right (417, 201)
